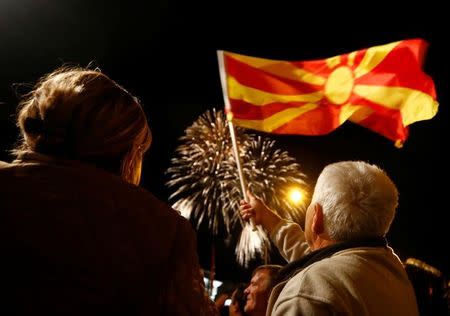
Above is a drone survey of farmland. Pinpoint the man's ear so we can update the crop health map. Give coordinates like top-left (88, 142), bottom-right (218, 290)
top-left (312, 203), bottom-right (324, 234)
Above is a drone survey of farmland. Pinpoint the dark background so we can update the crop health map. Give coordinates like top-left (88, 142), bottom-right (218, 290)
top-left (1, 1), bottom-right (448, 284)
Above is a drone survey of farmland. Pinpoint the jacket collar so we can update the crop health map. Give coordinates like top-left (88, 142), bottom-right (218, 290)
top-left (276, 236), bottom-right (387, 283)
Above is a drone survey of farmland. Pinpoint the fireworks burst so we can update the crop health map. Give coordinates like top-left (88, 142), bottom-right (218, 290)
top-left (241, 136), bottom-right (308, 226)
top-left (231, 136), bottom-right (308, 266)
top-left (236, 224), bottom-right (269, 267)
top-left (166, 108), bottom-right (249, 235)
top-left (166, 108), bottom-right (309, 266)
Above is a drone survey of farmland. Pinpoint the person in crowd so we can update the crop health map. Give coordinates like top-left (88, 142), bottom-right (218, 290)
top-left (229, 283), bottom-right (248, 316)
top-left (214, 289), bottom-right (231, 316)
top-left (243, 265), bottom-right (281, 316)
top-left (240, 161), bottom-right (419, 315)
top-left (0, 67), bottom-right (217, 315)
top-left (404, 257), bottom-right (448, 316)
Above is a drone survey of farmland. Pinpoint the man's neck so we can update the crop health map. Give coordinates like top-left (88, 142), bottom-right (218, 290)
top-left (311, 237), bottom-right (336, 251)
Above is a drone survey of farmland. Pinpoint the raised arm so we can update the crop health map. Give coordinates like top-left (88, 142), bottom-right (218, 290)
top-left (240, 191), bottom-right (310, 262)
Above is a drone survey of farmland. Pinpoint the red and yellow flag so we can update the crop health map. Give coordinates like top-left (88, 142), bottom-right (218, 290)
top-left (217, 39), bottom-right (438, 147)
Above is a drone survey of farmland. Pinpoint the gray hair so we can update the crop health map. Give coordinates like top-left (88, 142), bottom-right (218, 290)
top-left (311, 161), bottom-right (398, 241)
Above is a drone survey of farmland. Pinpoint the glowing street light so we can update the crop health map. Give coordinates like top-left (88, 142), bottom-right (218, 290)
top-left (288, 188), bottom-right (304, 204)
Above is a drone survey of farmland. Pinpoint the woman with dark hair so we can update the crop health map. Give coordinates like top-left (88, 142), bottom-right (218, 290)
top-left (0, 67), bottom-right (217, 315)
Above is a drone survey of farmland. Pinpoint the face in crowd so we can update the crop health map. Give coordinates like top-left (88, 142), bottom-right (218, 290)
top-left (243, 268), bottom-right (272, 315)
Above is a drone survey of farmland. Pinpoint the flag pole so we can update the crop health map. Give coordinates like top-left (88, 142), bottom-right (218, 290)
top-left (227, 115), bottom-right (256, 230)
top-left (217, 50), bottom-right (256, 230)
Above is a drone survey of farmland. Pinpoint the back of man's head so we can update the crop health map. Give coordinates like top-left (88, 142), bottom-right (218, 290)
top-left (311, 161), bottom-right (398, 241)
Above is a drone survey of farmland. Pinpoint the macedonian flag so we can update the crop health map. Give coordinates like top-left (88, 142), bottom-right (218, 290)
top-left (217, 39), bottom-right (438, 147)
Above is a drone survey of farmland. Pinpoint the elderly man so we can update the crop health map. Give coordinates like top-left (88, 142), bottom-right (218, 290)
top-left (240, 161), bottom-right (419, 315)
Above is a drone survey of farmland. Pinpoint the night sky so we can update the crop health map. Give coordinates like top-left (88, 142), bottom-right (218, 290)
top-left (1, 1), bottom-right (448, 283)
